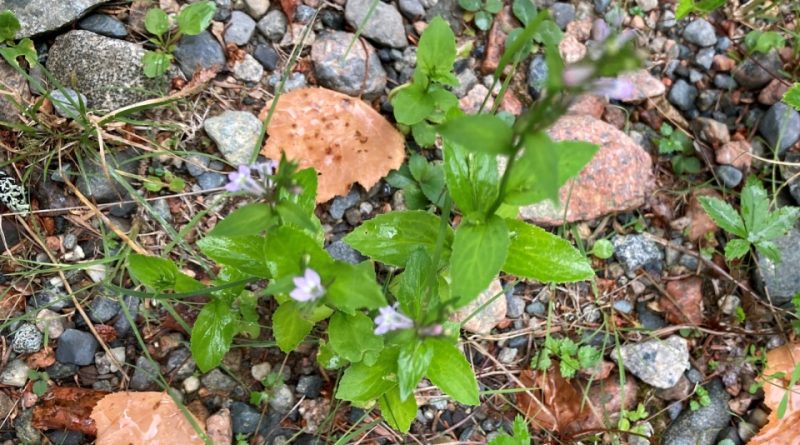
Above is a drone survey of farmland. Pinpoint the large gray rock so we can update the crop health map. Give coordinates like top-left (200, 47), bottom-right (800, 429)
top-left (0, 59), bottom-right (31, 123)
top-left (616, 336), bottom-right (689, 389)
top-left (662, 379), bottom-right (731, 445)
top-left (46, 30), bottom-right (165, 111)
top-left (311, 31), bottom-right (386, 100)
top-left (345, 0), bottom-right (408, 48)
top-left (756, 225), bottom-right (800, 306)
top-left (0, 0), bottom-right (109, 38)
top-left (759, 102), bottom-right (800, 155)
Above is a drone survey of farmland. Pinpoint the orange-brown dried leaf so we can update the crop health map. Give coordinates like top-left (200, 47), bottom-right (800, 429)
top-left (94, 324), bottom-right (117, 343)
top-left (750, 343), bottom-right (800, 445)
top-left (517, 367), bottom-right (588, 433)
top-left (25, 347), bottom-right (56, 369)
top-left (91, 391), bottom-right (206, 445)
top-left (32, 386), bottom-right (109, 435)
top-left (259, 87), bottom-right (405, 203)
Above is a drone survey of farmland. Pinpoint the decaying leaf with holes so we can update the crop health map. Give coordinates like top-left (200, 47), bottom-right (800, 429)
top-left (260, 87), bottom-right (406, 203)
top-left (750, 342), bottom-right (800, 445)
top-left (517, 367), bottom-right (589, 433)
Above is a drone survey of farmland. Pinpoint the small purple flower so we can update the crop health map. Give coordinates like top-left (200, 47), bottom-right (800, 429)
top-left (592, 77), bottom-right (635, 101)
top-left (562, 65), bottom-right (595, 87)
top-left (225, 165), bottom-right (266, 195)
top-left (251, 160), bottom-right (277, 179)
top-left (290, 268), bottom-right (325, 302)
top-left (374, 303), bottom-right (414, 335)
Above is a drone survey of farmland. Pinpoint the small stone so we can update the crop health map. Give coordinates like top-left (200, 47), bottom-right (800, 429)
top-left (253, 44), bottom-right (279, 70)
top-left (527, 55), bottom-right (548, 99)
top-left (269, 384), bottom-right (295, 413)
top-left (682, 19), bottom-right (717, 47)
top-left (758, 79), bottom-right (790, 106)
top-left (716, 141), bottom-right (752, 170)
top-left (251, 362), bottom-right (272, 382)
top-left (49, 88), bottom-right (88, 120)
top-left (55, 329), bottom-right (98, 366)
top-left (225, 10), bottom-right (257, 45)
top-left (635, 0), bottom-right (658, 12)
top-left (659, 10), bottom-right (676, 29)
top-left (89, 294), bottom-right (120, 323)
top-left (326, 240), bottom-right (365, 264)
top-left (296, 374), bottom-right (323, 398)
top-left (716, 165), bottom-right (743, 188)
top-left (0, 359), bottom-right (30, 387)
top-left (206, 409), bottom-right (233, 445)
top-left (552, 2), bottom-right (576, 30)
top-left (497, 347), bottom-right (518, 364)
top-left (231, 401), bottom-right (261, 434)
top-left (712, 54), bottom-right (735, 71)
top-left (592, 18), bottom-right (610, 42)
top-left (183, 375), bottom-right (201, 393)
top-left (12, 323), bottom-right (43, 353)
top-left (311, 31), bottom-right (387, 99)
top-left (232, 54), bottom-right (264, 83)
top-left (294, 5), bottom-right (316, 23)
top-left (755, 226), bottom-right (800, 306)
top-left (267, 72), bottom-right (307, 93)
top-left (668, 79), bottom-right (698, 111)
top-left (165, 347), bottom-right (196, 380)
top-left (36, 309), bottom-right (66, 339)
top-left (451, 279), bottom-right (507, 334)
top-left (617, 69), bottom-right (666, 102)
top-left (129, 356), bottom-right (160, 390)
top-left (77, 14), bottom-right (128, 38)
top-left (204, 111), bottom-right (262, 166)
top-left (15, 409), bottom-right (41, 445)
top-left (526, 301), bottom-right (546, 317)
top-left (398, 0), bottom-right (425, 19)
top-left (759, 102), bottom-right (800, 155)
top-left (693, 117), bottom-right (730, 147)
top-left (617, 336), bottom-right (690, 389)
top-left (718, 294), bottom-right (740, 316)
top-left (202, 368), bottom-right (238, 393)
top-left (506, 294), bottom-right (526, 318)
top-left (197, 172), bottom-right (226, 190)
top-left (174, 31), bottom-right (227, 78)
top-left (329, 189), bottom-right (360, 220)
top-left (694, 47), bottom-right (715, 70)
top-left (95, 346), bottom-right (125, 374)
top-left (662, 380), bottom-right (731, 445)
top-left (559, 34), bottom-right (586, 64)
top-left (613, 300), bottom-right (634, 314)
top-left (345, 0), bottom-right (407, 48)
top-left (257, 10), bottom-right (287, 42)
top-left (663, 277), bottom-right (704, 325)
top-left (243, 0), bottom-right (270, 18)
top-left (713, 74), bottom-right (737, 90)
top-left (733, 51), bottom-right (783, 90)
top-left (612, 234), bottom-right (664, 277)
top-left (0, 392), bottom-right (14, 420)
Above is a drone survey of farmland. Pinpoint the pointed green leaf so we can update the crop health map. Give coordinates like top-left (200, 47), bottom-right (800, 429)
top-left (502, 219), bottom-right (594, 283)
top-left (380, 385), bottom-right (418, 433)
top-left (416, 16), bottom-right (457, 85)
top-left (397, 340), bottom-right (433, 401)
top-left (396, 248), bottom-right (437, 322)
top-left (144, 8), bottom-right (170, 36)
top-left (393, 83), bottom-right (435, 125)
top-left (698, 196), bottom-right (747, 238)
top-left (450, 215), bottom-right (509, 306)
top-left (336, 348), bottom-right (399, 402)
top-left (128, 254), bottom-right (203, 292)
top-left (443, 142), bottom-right (500, 216)
top-left (425, 339), bottom-right (479, 405)
top-left (724, 238), bottom-right (751, 261)
top-left (740, 176), bottom-right (770, 235)
top-left (176, 1), bottom-right (216, 35)
top-left (438, 114), bottom-right (514, 155)
top-left (264, 226), bottom-right (330, 278)
top-left (191, 298), bottom-right (237, 372)
top-left (321, 261), bottom-right (387, 313)
top-left (784, 83), bottom-right (800, 111)
top-left (272, 301), bottom-right (314, 352)
top-left (754, 206), bottom-right (799, 242)
top-left (328, 312), bottom-right (383, 365)
top-left (197, 235), bottom-right (270, 278)
top-left (755, 240), bottom-right (783, 264)
top-left (209, 203), bottom-right (275, 238)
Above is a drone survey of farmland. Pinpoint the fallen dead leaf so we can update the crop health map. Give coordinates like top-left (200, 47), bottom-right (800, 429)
top-left (259, 87), bottom-right (405, 203)
top-left (32, 387), bottom-right (109, 435)
top-left (92, 391), bottom-right (206, 445)
top-left (750, 343), bottom-right (800, 445)
top-left (662, 277), bottom-right (704, 325)
top-left (25, 347), bottom-right (56, 369)
top-left (517, 366), bottom-right (589, 433)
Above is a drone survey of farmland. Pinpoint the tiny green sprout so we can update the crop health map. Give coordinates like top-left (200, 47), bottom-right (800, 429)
top-left (458, 0), bottom-right (503, 31)
top-left (657, 123), bottom-right (701, 175)
top-left (784, 83), bottom-right (800, 112)
top-left (27, 370), bottom-right (49, 396)
top-left (487, 415), bottom-right (530, 445)
top-left (675, 0), bottom-right (726, 20)
top-left (141, 1), bottom-right (216, 77)
top-left (533, 337), bottom-right (602, 379)
top-left (735, 306), bottom-right (746, 324)
top-left (689, 385), bottom-right (711, 411)
top-left (591, 239), bottom-right (614, 259)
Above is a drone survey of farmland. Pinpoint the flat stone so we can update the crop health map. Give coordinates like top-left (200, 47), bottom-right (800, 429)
top-left (311, 31), bottom-right (387, 100)
top-left (325, 239), bottom-right (365, 264)
top-left (759, 102), bottom-right (800, 155)
top-left (693, 117), bottom-right (730, 147)
top-left (758, 78), bottom-right (790, 106)
top-left (78, 14), bottom-right (128, 38)
top-left (617, 336), bottom-right (690, 389)
top-left (225, 10), bottom-right (257, 45)
top-left (0, 359), bottom-right (30, 387)
top-left (257, 10), bottom-right (287, 42)
top-left (668, 79), bottom-right (698, 111)
top-left (75, 150), bottom-right (138, 204)
top-left (253, 44), bottom-right (279, 70)
top-left (204, 111), bottom-right (262, 166)
top-left (716, 141), bottom-right (752, 170)
top-left (12, 323), bottom-right (43, 354)
top-left (682, 19), bottom-right (717, 47)
top-left (519, 115), bottom-right (654, 225)
top-left (232, 54), bottom-right (264, 83)
top-left (46, 30), bottom-right (164, 111)
top-left (716, 165), bottom-right (743, 188)
top-left (129, 356), bottom-right (160, 390)
top-left (663, 277), bottom-right (704, 325)
top-left (756, 225), bottom-right (800, 306)
top-left (244, 0), bottom-right (270, 18)
top-left (662, 379), bottom-right (731, 445)
top-left (451, 279), bottom-right (507, 335)
top-left (613, 234), bottom-right (664, 277)
top-left (617, 69), bottom-right (665, 102)
top-left (733, 51), bottom-right (783, 90)
top-left (174, 31), bottom-right (227, 78)
top-left (55, 329), bottom-right (98, 366)
top-left (345, 0), bottom-right (407, 48)
top-left (231, 402), bottom-right (261, 434)
top-left (0, 0), bottom-right (109, 38)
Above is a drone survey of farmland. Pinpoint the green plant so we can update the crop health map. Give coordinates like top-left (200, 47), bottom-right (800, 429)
top-left (458, 0), bottom-right (503, 31)
top-left (142, 1), bottom-right (216, 77)
top-left (142, 169), bottom-right (186, 193)
top-left (744, 30), bottom-right (785, 55)
top-left (0, 10), bottom-right (37, 70)
top-left (591, 239), bottom-right (614, 259)
top-left (699, 176), bottom-right (800, 263)
top-left (785, 83), bottom-right (800, 111)
top-left (487, 416), bottom-right (530, 445)
top-left (689, 385), bottom-right (711, 410)
top-left (532, 337), bottom-right (603, 379)
top-left (618, 403), bottom-right (649, 436)
top-left (675, 0), bottom-right (726, 20)
top-left (657, 123), bottom-right (701, 175)
top-left (385, 154), bottom-right (445, 209)
top-left (27, 370), bottom-right (49, 396)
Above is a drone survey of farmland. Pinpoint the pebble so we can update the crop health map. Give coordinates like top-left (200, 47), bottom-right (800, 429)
top-left (659, 10), bottom-right (676, 29)
top-left (231, 401), bottom-right (261, 434)
top-left (668, 79), bottom-right (698, 111)
top-left (617, 335), bottom-right (690, 389)
top-left (713, 74), bottom-right (737, 90)
top-left (526, 301), bottom-right (546, 317)
top-left (506, 294), bottom-right (526, 318)
top-left (399, 0), bottom-right (425, 19)
top-left (267, 72), bottom-right (307, 93)
top-left (311, 31), bottom-right (387, 99)
top-left (756, 226), bottom-right (800, 306)
top-left (253, 44), bottom-right (279, 70)
top-left (321, 8), bottom-right (346, 30)
top-left (49, 88), bottom-right (87, 120)
top-left (88, 294), bottom-right (121, 323)
top-left (251, 362), bottom-right (272, 382)
top-left (0, 392), bottom-right (15, 420)
top-left (95, 346), bottom-right (125, 374)
top-left (244, 0), bottom-right (270, 19)
top-left (225, 10), bottom-right (257, 46)
top-left (733, 50), bottom-right (783, 89)
top-left (759, 102), bottom-right (800, 155)
top-left (662, 379), bottom-right (731, 445)
top-left (294, 5), bottom-right (316, 24)
top-left (0, 359), bottom-right (30, 387)
top-left (693, 117), bottom-right (730, 146)
top-left (183, 375), bottom-right (201, 393)
top-left (257, 10), bottom-right (288, 42)
top-left (204, 111), bottom-right (262, 166)
top-left (232, 54), bottom-right (264, 83)
top-left (174, 31), bottom-right (227, 78)
top-left (329, 189), bottom-right (361, 220)
top-left (36, 309), bottom-right (66, 339)
top-left (269, 384), bottom-right (295, 413)
top-left (635, 0), bottom-right (658, 12)
top-left (197, 172), bottom-right (226, 190)
top-left (451, 279), bottom-right (507, 334)
top-left (45, 362), bottom-right (78, 380)
top-left (527, 55), bottom-right (548, 100)
top-left (12, 323), bottom-right (43, 353)
top-left (15, 409), bottom-right (41, 445)
top-left (55, 329), bottom-right (98, 366)
top-left (758, 78), bottom-right (789, 106)
top-left (694, 47), bottom-right (715, 70)
top-left (214, 0), bottom-right (232, 20)
top-left (497, 347), bottom-right (518, 364)
top-left (716, 165), bottom-right (743, 188)
top-left (151, 198), bottom-right (173, 223)
top-left (682, 19), bottom-right (717, 47)
top-left (206, 409), bottom-right (233, 445)
top-left (552, 2), bottom-right (576, 30)
top-left (618, 69), bottom-right (666, 102)
top-left (165, 347), bottom-right (197, 380)
top-left (129, 356), bottom-right (160, 390)
top-left (345, 0), bottom-right (408, 48)
top-left (296, 374), bottom-right (323, 398)
top-left (77, 14), bottom-right (128, 38)
top-left (326, 239), bottom-right (366, 264)
top-left (203, 368), bottom-right (238, 393)
top-left (613, 299), bottom-right (634, 314)
top-left (612, 234), bottom-right (664, 277)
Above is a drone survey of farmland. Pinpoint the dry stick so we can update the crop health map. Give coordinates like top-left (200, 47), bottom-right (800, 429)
top-left (14, 217), bottom-right (130, 383)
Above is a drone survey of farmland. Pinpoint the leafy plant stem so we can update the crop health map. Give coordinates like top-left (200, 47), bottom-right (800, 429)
top-left (485, 145), bottom-right (521, 216)
top-left (490, 57), bottom-right (522, 114)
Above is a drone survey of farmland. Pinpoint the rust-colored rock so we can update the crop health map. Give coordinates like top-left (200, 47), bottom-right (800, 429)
top-left (716, 140), bottom-right (753, 170)
top-left (567, 94), bottom-right (606, 119)
top-left (519, 115), bottom-right (655, 225)
top-left (686, 190), bottom-right (720, 241)
top-left (481, 6), bottom-right (518, 74)
top-left (712, 54), bottom-right (736, 72)
top-left (663, 277), bottom-right (704, 325)
top-left (758, 79), bottom-right (790, 106)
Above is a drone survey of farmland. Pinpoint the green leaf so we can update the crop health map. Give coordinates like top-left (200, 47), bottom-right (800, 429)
top-left (176, 0), bottom-right (216, 35)
top-left (750, 31), bottom-right (785, 54)
top-left (317, 339), bottom-right (347, 370)
top-left (0, 10), bottom-right (21, 41)
top-left (198, 235), bottom-right (270, 278)
top-left (521, 132), bottom-right (559, 204)
top-left (754, 206), bottom-right (800, 243)
top-left (443, 142), bottom-right (500, 216)
top-left (698, 196), bottom-right (747, 238)
top-left (484, 0), bottom-right (503, 14)
top-left (209, 203), bottom-right (274, 238)
top-left (450, 215), bottom-right (509, 306)
top-left (380, 385), bottom-right (418, 433)
top-left (144, 8), bottom-right (170, 36)
top-left (275, 200), bottom-right (320, 238)
top-left (458, 0), bottom-right (482, 12)
top-left (495, 11), bottom-right (547, 78)
top-left (675, 0), bottom-right (695, 19)
top-left (592, 239), bottom-right (614, 259)
top-left (393, 83), bottom-right (434, 125)
top-left (438, 114), bottom-right (514, 156)
top-left (740, 176), bottom-right (769, 235)
top-left (560, 355), bottom-right (579, 378)
top-left (191, 298), bottom-right (237, 372)
top-left (426, 338), bottom-right (479, 405)
top-left (502, 219), bottom-right (594, 283)
top-left (408, 155), bottom-right (445, 205)
top-left (755, 240), bottom-right (783, 264)
top-left (474, 11), bottom-right (493, 31)
top-left (397, 340), bottom-right (433, 401)
top-left (128, 254), bottom-right (203, 292)
top-left (416, 16), bottom-right (457, 85)
top-left (396, 248), bottom-right (437, 322)
top-left (328, 312), bottom-right (384, 365)
top-left (272, 301), bottom-right (314, 352)
top-left (264, 226), bottom-right (330, 279)
top-left (142, 51), bottom-right (172, 78)
top-left (784, 83), bottom-right (800, 111)
top-left (512, 0), bottom-right (537, 25)
top-left (412, 121), bottom-right (437, 147)
top-left (534, 19), bottom-right (563, 46)
top-left (577, 345), bottom-right (602, 370)
top-left (236, 290), bottom-right (261, 338)
top-left (724, 238), bottom-right (750, 260)
top-left (336, 348), bottom-right (399, 402)
top-left (287, 167), bottom-right (318, 214)
top-left (321, 261), bottom-right (387, 313)
top-left (344, 211), bottom-right (453, 267)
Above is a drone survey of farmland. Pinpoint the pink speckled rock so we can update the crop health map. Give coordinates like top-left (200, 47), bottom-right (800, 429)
top-left (519, 115), bottom-right (655, 225)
